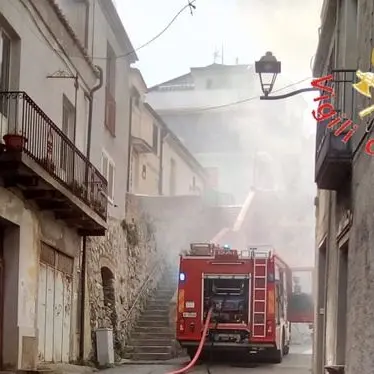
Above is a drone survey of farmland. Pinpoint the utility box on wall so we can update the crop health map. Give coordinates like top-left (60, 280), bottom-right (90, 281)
top-left (96, 328), bottom-right (114, 366)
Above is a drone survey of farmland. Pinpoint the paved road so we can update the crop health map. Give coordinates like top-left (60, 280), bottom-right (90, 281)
top-left (105, 346), bottom-right (312, 374)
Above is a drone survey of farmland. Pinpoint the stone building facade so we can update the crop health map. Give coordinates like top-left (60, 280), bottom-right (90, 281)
top-left (87, 193), bottom-right (163, 361)
top-left (0, 0), bottom-right (107, 369)
top-left (313, 1), bottom-right (374, 374)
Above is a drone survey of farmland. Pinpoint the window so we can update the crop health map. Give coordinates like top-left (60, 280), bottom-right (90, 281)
top-left (152, 123), bottom-right (159, 154)
top-left (101, 151), bottom-right (115, 202)
top-left (73, 0), bottom-right (90, 49)
top-left (0, 30), bottom-right (11, 117)
top-left (169, 158), bottom-right (176, 196)
top-left (106, 42), bottom-right (116, 96)
top-left (132, 88), bottom-right (140, 107)
top-left (61, 95), bottom-right (75, 171)
top-left (105, 42), bottom-right (116, 136)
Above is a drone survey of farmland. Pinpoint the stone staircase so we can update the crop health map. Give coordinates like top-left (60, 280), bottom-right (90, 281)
top-left (124, 267), bottom-right (178, 361)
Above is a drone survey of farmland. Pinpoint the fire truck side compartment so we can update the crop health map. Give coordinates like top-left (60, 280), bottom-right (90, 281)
top-left (203, 275), bottom-right (250, 325)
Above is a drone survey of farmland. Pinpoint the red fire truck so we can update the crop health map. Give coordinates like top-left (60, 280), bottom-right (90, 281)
top-left (176, 243), bottom-right (313, 363)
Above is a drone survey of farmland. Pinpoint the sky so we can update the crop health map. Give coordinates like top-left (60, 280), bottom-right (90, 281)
top-left (116, 0), bottom-right (323, 86)
top-left (115, 0), bottom-right (322, 261)
top-left (116, 0), bottom-right (323, 134)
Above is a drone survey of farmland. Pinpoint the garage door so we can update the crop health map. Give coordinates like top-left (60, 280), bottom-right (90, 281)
top-left (38, 243), bottom-right (73, 362)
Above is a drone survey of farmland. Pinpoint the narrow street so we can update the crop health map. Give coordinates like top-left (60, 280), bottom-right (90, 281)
top-left (0, 0), bottom-right (330, 373)
top-left (105, 345), bottom-right (312, 374)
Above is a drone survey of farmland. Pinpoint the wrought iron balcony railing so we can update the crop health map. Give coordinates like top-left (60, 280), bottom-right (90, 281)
top-left (0, 91), bottom-right (108, 220)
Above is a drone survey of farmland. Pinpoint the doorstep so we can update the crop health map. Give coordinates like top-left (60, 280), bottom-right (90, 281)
top-left (325, 365), bottom-right (345, 374)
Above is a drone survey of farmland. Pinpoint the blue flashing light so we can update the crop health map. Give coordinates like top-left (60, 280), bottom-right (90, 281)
top-left (179, 272), bottom-right (186, 282)
top-left (223, 244), bottom-right (231, 251)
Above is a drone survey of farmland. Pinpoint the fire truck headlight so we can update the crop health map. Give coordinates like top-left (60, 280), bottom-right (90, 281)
top-left (179, 272), bottom-right (186, 282)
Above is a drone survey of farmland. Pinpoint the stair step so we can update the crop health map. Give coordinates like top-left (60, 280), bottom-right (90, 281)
top-left (142, 308), bottom-right (169, 313)
top-left (150, 299), bottom-right (173, 304)
top-left (131, 331), bottom-right (174, 339)
top-left (137, 316), bottom-right (170, 323)
top-left (156, 286), bottom-right (177, 291)
top-left (138, 316), bottom-right (169, 323)
top-left (150, 295), bottom-right (173, 301)
top-left (136, 320), bottom-right (170, 328)
top-left (134, 326), bottom-right (172, 334)
top-left (124, 352), bottom-right (173, 361)
top-left (153, 293), bottom-right (175, 299)
top-left (145, 299), bottom-right (171, 310)
top-left (125, 345), bottom-right (172, 354)
top-left (130, 338), bottom-right (172, 346)
top-left (145, 306), bottom-right (170, 312)
top-left (142, 310), bottom-right (169, 317)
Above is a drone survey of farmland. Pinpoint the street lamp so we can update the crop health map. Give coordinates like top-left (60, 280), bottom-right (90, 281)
top-left (255, 52), bottom-right (281, 97)
top-left (255, 51), bottom-right (318, 100)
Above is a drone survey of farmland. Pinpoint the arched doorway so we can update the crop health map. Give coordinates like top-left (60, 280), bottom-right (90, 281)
top-left (100, 267), bottom-right (121, 352)
top-left (101, 267), bottom-right (115, 311)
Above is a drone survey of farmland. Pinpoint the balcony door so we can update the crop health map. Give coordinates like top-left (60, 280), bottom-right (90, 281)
top-left (0, 30), bottom-right (11, 142)
top-left (60, 95), bottom-right (76, 184)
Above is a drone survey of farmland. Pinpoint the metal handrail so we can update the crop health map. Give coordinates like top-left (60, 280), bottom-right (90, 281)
top-left (123, 255), bottom-right (165, 322)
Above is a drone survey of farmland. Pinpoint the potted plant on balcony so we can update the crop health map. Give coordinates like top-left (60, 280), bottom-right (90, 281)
top-left (69, 180), bottom-right (85, 197)
top-left (93, 198), bottom-right (106, 216)
top-left (3, 131), bottom-right (28, 152)
top-left (39, 156), bottom-right (56, 172)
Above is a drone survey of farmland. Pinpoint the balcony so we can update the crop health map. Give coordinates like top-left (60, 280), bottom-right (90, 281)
top-left (0, 92), bottom-right (107, 236)
top-left (131, 136), bottom-right (153, 153)
top-left (315, 69), bottom-right (355, 190)
top-left (315, 130), bottom-right (352, 189)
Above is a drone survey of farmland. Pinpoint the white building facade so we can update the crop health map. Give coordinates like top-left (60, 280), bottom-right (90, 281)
top-left (0, 0), bottom-right (138, 368)
top-left (129, 68), bottom-right (206, 197)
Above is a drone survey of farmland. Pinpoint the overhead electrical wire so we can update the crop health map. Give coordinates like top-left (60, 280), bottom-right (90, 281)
top-left (12, 0), bottom-right (196, 63)
top-left (14, 0), bottom-right (314, 116)
top-left (169, 77), bottom-right (313, 113)
top-left (90, 0), bottom-right (197, 60)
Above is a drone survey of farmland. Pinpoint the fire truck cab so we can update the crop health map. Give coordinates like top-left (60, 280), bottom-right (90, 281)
top-left (176, 242), bottom-right (313, 363)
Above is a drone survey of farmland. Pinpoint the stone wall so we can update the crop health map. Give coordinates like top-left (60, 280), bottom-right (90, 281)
top-left (87, 194), bottom-right (165, 362)
top-left (86, 193), bottom-right (240, 362)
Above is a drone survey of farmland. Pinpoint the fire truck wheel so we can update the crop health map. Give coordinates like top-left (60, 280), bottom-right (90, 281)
top-left (187, 347), bottom-right (197, 361)
top-left (187, 347), bottom-right (196, 360)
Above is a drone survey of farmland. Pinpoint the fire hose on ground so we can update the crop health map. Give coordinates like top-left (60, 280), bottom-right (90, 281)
top-left (165, 307), bottom-right (214, 374)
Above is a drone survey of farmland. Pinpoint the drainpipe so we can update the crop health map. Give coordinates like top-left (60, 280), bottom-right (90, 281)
top-left (126, 96), bottom-right (133, 196)
top-left (80, 65), bottom-right (103, 361)
top-left (158, 128), bottom-right (167, 195)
